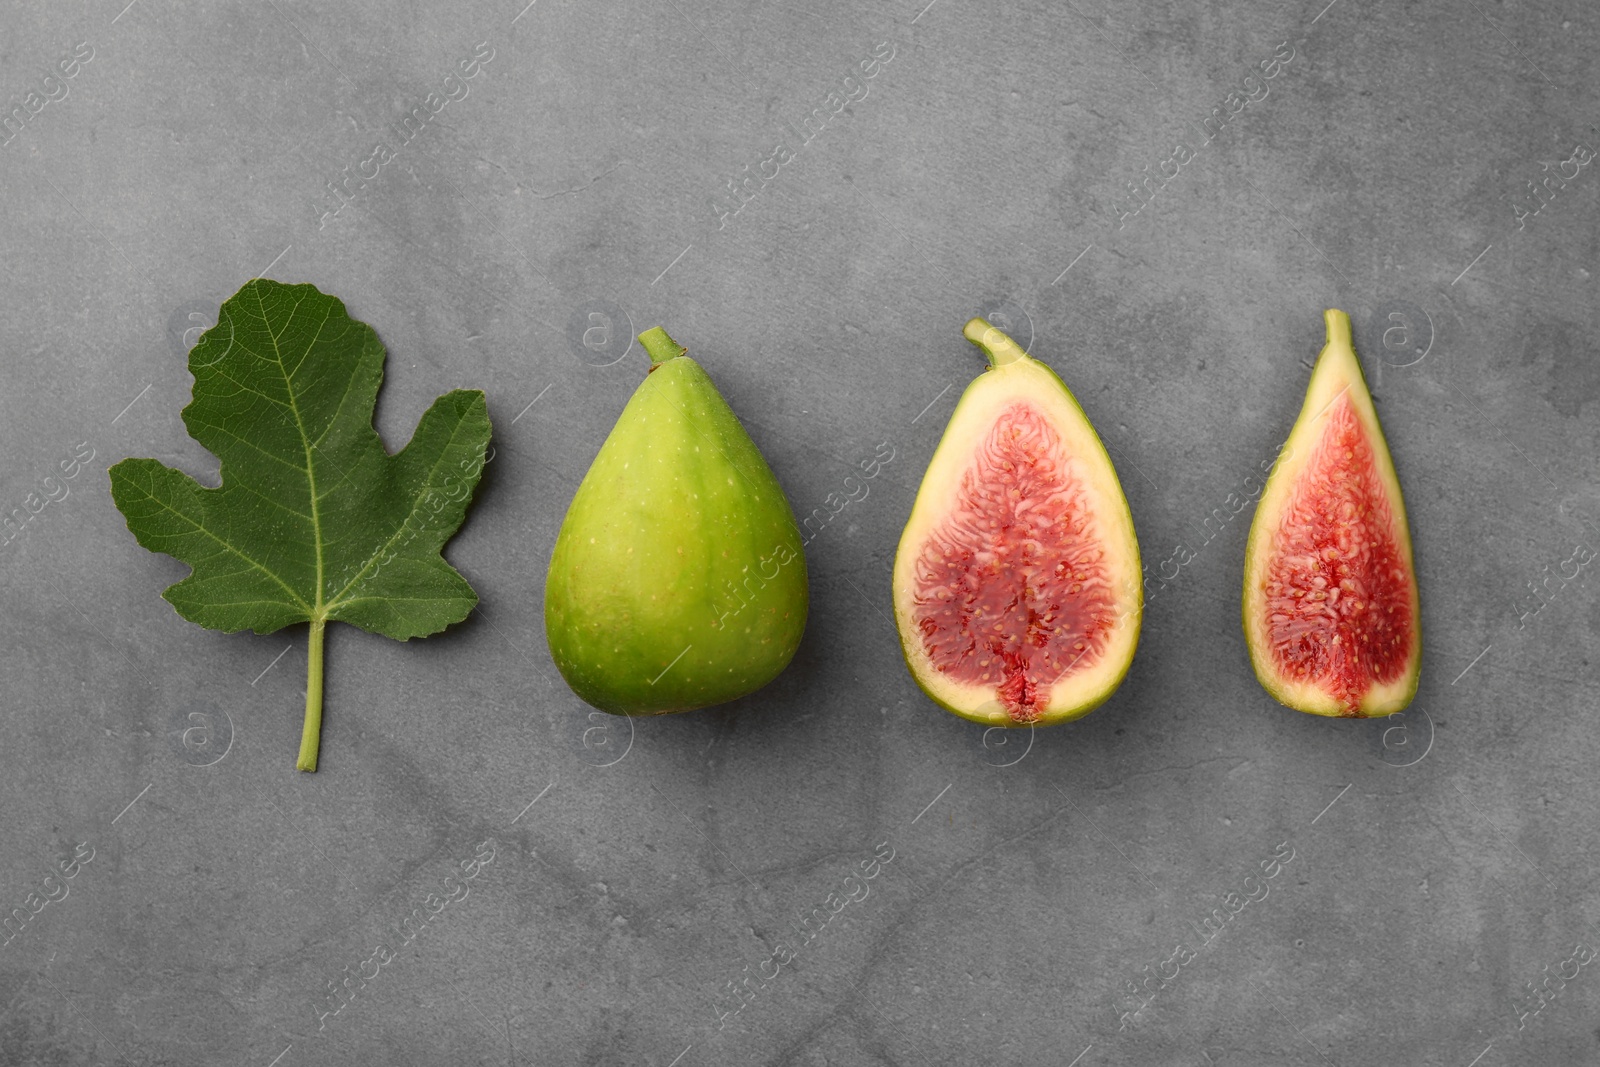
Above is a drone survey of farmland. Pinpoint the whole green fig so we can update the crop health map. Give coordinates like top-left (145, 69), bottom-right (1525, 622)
top-left (545, 327), bottom-right (808, 714)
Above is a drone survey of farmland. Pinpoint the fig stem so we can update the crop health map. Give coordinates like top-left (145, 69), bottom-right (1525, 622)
top-left (962, 317), bottom-right (1027, 368)
top-left (639, 326), bottom-right (687, 366)
top-left (1322, 308), bottom-right (1352, 352)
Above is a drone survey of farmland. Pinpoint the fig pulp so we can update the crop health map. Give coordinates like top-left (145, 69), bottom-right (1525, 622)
top-left (892, 319), bottom-right (1142, 726)
top-left (1243, 309), bottom-right (1421, 717)
top-left (544, 327), bottom-right (808, 714)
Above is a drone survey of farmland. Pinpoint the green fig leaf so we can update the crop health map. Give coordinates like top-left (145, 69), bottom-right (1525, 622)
top-left (109, 279), bottom-right (492, 771)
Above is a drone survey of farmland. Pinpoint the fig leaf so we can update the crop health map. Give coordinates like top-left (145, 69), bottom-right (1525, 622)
top-left (109, 279), bottom-right (492, 771)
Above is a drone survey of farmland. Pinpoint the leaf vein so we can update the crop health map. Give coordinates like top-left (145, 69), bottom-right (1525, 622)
top-left (188, 418), bottom-right (310, 474)
top-left (254, 282), bottom-right (328, 612)
top-left (324, 409), bottom-right (481, 610)
top-left (128, 484), bottom-right (310, 613)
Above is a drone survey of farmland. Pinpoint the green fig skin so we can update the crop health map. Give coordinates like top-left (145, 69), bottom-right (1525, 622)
top-left (544, 331), bottom-right (808, 715)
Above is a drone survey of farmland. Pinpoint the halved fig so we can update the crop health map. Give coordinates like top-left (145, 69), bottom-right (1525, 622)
top-left (1243, 309), bottom-right (1422, 717)
top-left (892, 318), bottom-right (1143, 727)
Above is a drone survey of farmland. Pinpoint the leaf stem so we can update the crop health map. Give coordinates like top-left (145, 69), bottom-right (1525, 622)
top-left (297, 617), bottom-right (327, 772)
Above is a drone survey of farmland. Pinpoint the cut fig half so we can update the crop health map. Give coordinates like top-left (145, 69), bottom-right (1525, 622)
top-left (892, 318), bottom-right (1143, 727)
top-left (1243, 309), bottom-right (1422, 717)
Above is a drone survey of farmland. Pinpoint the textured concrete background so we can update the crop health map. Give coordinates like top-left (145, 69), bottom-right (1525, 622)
top-left (1, 0), bottom-right (1597, 1065)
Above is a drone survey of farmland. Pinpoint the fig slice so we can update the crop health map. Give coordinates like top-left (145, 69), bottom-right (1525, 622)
top-left (1243, 309), bottom-right (1422, 717)
top-left (892, 318), bottom-right (1143, 727)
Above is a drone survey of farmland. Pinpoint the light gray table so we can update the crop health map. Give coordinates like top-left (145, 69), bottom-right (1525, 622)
top-left (2, 1), bottom-right (1596, 1064)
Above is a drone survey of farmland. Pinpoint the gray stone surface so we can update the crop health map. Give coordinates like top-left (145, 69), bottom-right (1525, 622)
top-left (1, 0), bottom-right (1597, 1064)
